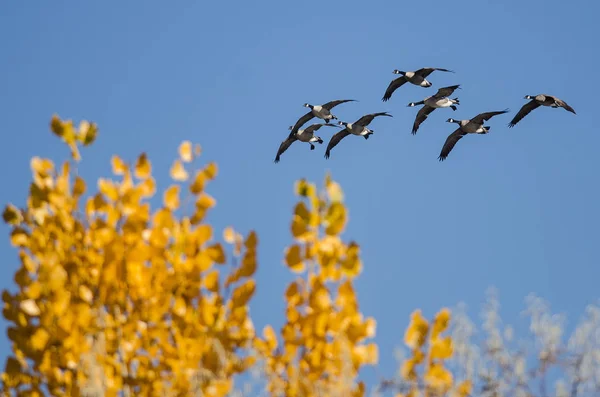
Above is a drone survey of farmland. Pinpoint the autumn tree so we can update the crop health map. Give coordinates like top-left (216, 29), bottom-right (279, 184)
top-left (2, 115), bottom-right (599, 397)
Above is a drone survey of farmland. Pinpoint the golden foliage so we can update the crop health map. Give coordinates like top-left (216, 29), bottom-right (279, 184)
top-left (397, 308), bottom-right (471, 397)
top-left (253, 174), bottom-right (377, 396)
top-left (1, 116), bottom-right (258, 396)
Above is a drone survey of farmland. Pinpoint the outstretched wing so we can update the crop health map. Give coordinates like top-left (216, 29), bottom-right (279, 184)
top-left (412, 106), bottom-right (436, 135)
top-left (508, 101), bottom-right (540, 128)
top-left (274, 136), bottom-right (298, 163)
top-left (433, 84), bottom-right (461, 99)
top-left (304, 123), bottom-right (341, 134)
top-left (354, 112), bottom-right (393, 127)
top-left (322, 99), bottom-right (357, 111)
top-left (289, 111), bottom-right (315, 137)
top-left (324, 129), bottom-right (351, 159)
top-left (382, 76), bottom-right (407, 102)
top-left (415, 67), bottom-right (454, 78)
top-left (471, 109), bottom-right (510, 124)
top-left (552, 96), bottom-right (576, 114)
top-left (438, 128), bottom-right (466, 161)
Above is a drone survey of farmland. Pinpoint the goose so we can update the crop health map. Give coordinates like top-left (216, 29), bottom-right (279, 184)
top-left (382, 67), bottom-right (454, 102)
top-left (289, 99), bottom-right (357, 135)
top-left (508, 94), bottom-right (576, 128)
top-left (407, 84), bottom-right (461, 135)
top-left (324, 112), bottom-right (393, 159)
top-left (438, 109), bottom-right (510, 161)
top-left (274, 123), bottom-right (340, 163)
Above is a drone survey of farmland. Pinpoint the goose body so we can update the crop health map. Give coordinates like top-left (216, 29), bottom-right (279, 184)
top-left (408, 85), bottom-right (461, 135)
top-left (508, 94), bottom-right (576, 128)
top-left (274, 123), bottom-right (340, 163)
top-left (438, 109), bottom-right (510, 161)
top-left (324, 112), bottom-right (393, 159)
top-left (382, 67), bottom-right (454, 102)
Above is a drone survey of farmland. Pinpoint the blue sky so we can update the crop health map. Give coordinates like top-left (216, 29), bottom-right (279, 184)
top-left (1, 0), bottom-right (599, 390)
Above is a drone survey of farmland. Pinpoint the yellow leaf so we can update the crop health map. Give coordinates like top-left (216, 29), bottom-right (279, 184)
top-left (163, 185), bottom-right (180, 210)
top-left (134, 152), bottom-right (152, 180)
top-left (245, 230), bottom-right (258, 250)
top-left (353, 343), bottom-right (378, 366)
top-left (197, 193), bottom-right (216, 210)
top-left (326, 178), bottom-right (344, 203)
top-left (72, 176), bottom-right (86, 198)
top-left (20, 299), bottom-right (40, 316)
top-left (79, 285), bottom-right (93, 304)
top-left (138, 177), bottom-right (156, 198)
top-left (203, 270), bottom-right (219, 292)
top-left (2, 204), bottom-right (23, 225)
top-left (454, 380), bottom-right (472, 397)
top-left (430, 336), bottom-right (453, 360)
top-left (26, 282), bottom-right (42, 300)
top-left (325, 202), bottom-right (347, 236)
top-left (206, 243), bottom-right (226, 264)
top-left (204, 162), bottom-right (218, 180)
top-left (424, 363), bottom-right (453, 392)
top-left (169, 159), bottom-right (189, 182)
top-left (401, 357), bottom-right (418, 381)
top-left (295, 179), bottom-right (316, 198)
top-left (50, 114), bottom-right (65, 137)
top-left (231, 280), bottom-right (256, 308)
top-left (285, 281), bottom-right (303, 307)
top-left (309, 281), bottom-right (331, 311)
top-left (98, 178), bottom-right (119, 202)
top-left (196, 224), bottom-right (213, 245)
top-left (173, 296), bottom-right (187, 317)
top-left (340, 242), bottom-right (362, 277)
top-left (179, 140), bottom-right (193, 163)
top-left (223, 226), bottom-right (236, 244)
top-left (31, 157), bottom-right (54, 176)
top-left (291, 215), bottom-right (311, 241)
top-left (432, 308), bottom-right (451, 339)
top-left (10, 228), bottom-right (29, 247)
top-left (285, 245), bottom-right (305, 273)
top-left (30, 328), bottom-right (50, 351)
top-left (404, 310), bottom-right (429, 349)
top-left (194, 143), bottom-right (202, 156)
top-left (111, 155), bottom-right (128, 175)
top-left (78, 120), bottom-right (98, 146)
top-left (262, 325), bottom-right (278, 351)
top-left (189, 170), bottom-right (206, 194)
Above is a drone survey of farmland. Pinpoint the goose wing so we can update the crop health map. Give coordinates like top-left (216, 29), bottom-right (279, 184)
top-left (470, 109), bottom-right (510, 124)
top-left (321, 99), bottom-right (357, 111)
top-left (415, 67), bottom-right (454, 78)
top-left (354, 112), bottom-right (393, 127)
top-left (382, 76), bottom-right (407, 102)
top-left (274, 136), bottom-right (298, 163)
top-left (289, 111), bottom-right (315, 137)
top-left (438, 128), bottom-right (467, 161)
top-left (432, 84), bottom-right (461, 99)
top-left (508, 101), bottom-right (540, 128)
top-left (304, 123), bottom-right (341, 134)
top-left (324, 129), bottom-right (351, 159)
top-left (548, 95), bottom-right (577, 114)
top-left (412, 106), bottom-right (436, 135)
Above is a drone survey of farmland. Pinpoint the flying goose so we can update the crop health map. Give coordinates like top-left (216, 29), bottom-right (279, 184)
top-left (407, 84), bottom-right (461, 135)
top-left (438, 109), bottom-right (510, 161)
top-left (324, 112), bottom-right (393, 159)
top-left (274, 123), bottom-right (340, 163)
top-left (508, 94), bottom-right (576, 128)
top-left (289, 99), bottom-right (357, 135)
top-left (382, 67), bottom-right (454, 102)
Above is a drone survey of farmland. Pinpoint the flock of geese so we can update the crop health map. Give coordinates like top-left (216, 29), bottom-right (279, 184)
top-left (274, 67), bottom-right (576, 163)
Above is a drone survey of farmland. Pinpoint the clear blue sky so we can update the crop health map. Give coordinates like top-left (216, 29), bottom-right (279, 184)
top-left (1, 0), bottom-right (599, 389)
